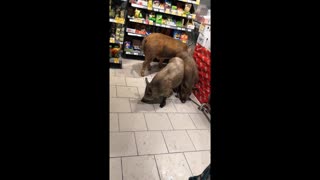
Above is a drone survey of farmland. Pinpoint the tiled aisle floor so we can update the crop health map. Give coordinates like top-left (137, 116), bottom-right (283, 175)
top-left (110, 58), bottom-right (211, 180)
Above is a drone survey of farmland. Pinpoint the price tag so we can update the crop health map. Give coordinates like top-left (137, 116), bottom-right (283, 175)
top-left (160, 10), bottom-right (164, 13)
top-left (156, 24), bottom-right (160, 26)
top-left (177, 27), bottom-right (181, 30)
top-left (114, 58), bottom-right (119, 63)
top-left (161, 24), bottom-right (166, 27)
top-left (181, 28), bottom-right (186, 31)
top-left (134, 53), bottom-right (138, 55)
top-left (154, 8), bottom-right (159, 12)
top-left (165, 9), bottom-right (170, 13)
top-left (188, 29), bottom-right (192, 32)
top-left (165, 25), bottom-right (170, 28)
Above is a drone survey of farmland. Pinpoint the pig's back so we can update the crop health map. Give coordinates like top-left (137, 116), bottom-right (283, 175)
top-left (143, 33), bottom-right (188, 58)
top-left (153, 57), bottom-right (184, 88)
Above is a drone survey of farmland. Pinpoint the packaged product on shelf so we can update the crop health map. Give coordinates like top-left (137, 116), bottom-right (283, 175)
top-left (165, 0), bottom-right (172, 9)
top-left (176, 19), bottom-right (182, 27)
top-left (162, 15), bottom-right (167, 25)
top-left (171, 5), bottom-right (177, 14)
top-left (177, 2), bottom-right (184, 15)
top-left (153, 0), bottom-right (160, 8)
top-left (132, 39), bottom-right (141, 50)
top-left (148, 0), bottom-right (152, 9)
top-left (120, 9), bottom-right (125, 18)
top-left (139, 0), bottom-right (147, 6)
top-left (110, 8), bottom-right (115, 18)
top-left (180, 32), bottom-right (188, 43)
top-left (149, 12), bottom-right (156, 22)
top-left (156, 14), bottom-right (163, 24)
top-left (159, 2), bottom-right (165, 9)
top-left (167, 16), bottom-right (173, 26)
top-left (127, 28), bottom-right (136, 33)
top-left (115, 7), bottom-right (121, 18)
top-left (173, 30), bottom-right (181, 40)
top-left (134, 8), bottom-right (141, 18)
top-left (184, 3), bottom-right (192, 15)
top-left (146, 26), bottom-right (152, 35)
top-left (187, 19), bottom-right (195, 29)
top-left (124, 41), bottom-right (131, 49)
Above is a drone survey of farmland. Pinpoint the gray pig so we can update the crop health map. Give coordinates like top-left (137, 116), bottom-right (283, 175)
top-left (140, 33), bottom-right (188, 76)
top-left (175, 51), bottom-right (199, 103)
top-left (141, 57), bottom-right (184, 108)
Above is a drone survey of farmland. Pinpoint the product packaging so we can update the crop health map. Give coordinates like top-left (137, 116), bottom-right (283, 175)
top-left (156, 14), bottom-right (163, 24)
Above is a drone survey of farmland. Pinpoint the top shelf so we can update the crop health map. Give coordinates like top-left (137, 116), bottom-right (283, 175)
top-left (131, 3), bottom-right (196, 20)
top-left (177, 0), bottom-right (200, 5)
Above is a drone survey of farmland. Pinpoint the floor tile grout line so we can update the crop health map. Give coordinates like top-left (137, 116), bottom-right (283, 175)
top-left (187, 113), bottom-right (199, 129)
top-left (133, 132), bottom-right (139, 156)
top-left (153, 155), bottom-right (162, 180)
top-left (143, 113), bottom-right (149, 131)
top-left (109, 150), bottom-right (211, 158)
top-left (165, 113), bottom-right (175, 130)
top-left (185, 129), bottom-right (197, 151)
top-left (183, 152), bottom-right (195, 176)
top-left (120, 157), bottom-right (124, 180)
top-left (161, 131), bottom-right (170, 154)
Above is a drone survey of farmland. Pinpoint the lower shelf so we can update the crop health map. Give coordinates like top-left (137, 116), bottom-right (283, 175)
top-left (109, 57), bottom-right (122, 68)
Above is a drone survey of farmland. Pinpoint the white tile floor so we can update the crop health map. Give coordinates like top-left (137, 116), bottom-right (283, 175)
top-left (110, 59), bottom-right (211, 180)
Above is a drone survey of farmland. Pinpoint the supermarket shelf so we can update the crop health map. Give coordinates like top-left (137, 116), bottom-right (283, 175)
top-left (110, 40), bottom-right (124, 44)
top-left (128, 18), bottom-right (193, 32)
top-left (177, 0), bottom-right (200, 5)
top-left (127, 32), bottom-right (146, 37)
top-left (109, 18), bottom-right (125, 24)
top-left (131, 3), bottom-right (195, 20)
top-left (109, 57), bottom-right (122, 64)
top-left (125, 51), bottom-right (145, 56)
top-left (109, 57), bottom-right (122, 68)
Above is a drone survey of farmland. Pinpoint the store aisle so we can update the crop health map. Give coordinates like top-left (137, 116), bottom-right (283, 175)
top-left (110, 58), bottom-right (211, 180)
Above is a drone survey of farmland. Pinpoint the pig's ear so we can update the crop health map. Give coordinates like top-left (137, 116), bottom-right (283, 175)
top-left (145, 78), bottom-right (150, 85)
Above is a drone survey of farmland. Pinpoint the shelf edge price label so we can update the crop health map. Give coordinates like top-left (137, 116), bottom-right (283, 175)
top-left (154, 8), bottom-right (159, 11)
top-left (156, 24), bottom-right (160, 26)
top-left (134, 52), bottom-right (138, 55)
top-left (114, 58), bottom-right (119, 63)
top-left (160, 10), bottom-right (164, 13)
top-left (177, 27), bottom-right (181, 30)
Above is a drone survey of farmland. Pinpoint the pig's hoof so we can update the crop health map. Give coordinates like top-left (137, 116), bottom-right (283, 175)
top-left (160, 103), bottom-right (166, 108)
top-left (140, 72), bottom-right (145, 77)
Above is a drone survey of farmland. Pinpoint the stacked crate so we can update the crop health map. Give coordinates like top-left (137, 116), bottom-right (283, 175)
top-left (193, 23), bottom-right (211, 104)
top-left (193, 43), bottom-right (211, 103)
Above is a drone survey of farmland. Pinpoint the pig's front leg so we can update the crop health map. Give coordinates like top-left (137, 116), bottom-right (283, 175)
top-left (160, 97), bottom-right (167, 108)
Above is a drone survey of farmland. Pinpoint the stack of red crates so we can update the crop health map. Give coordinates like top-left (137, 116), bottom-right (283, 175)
top-left (193, 43), bottom-right (211, 104)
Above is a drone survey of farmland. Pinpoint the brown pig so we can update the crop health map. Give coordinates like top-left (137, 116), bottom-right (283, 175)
top-left (141, 57), bottom-right (184, 108)
top-left (175, 51), bottom-right (199, 103)
top-left (140, 33), bottom-right (188, 76)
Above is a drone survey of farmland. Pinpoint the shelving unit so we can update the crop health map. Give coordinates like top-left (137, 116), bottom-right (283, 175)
top-left (122, 0), bottom-right (200, 60)
top-left (108, 0), bottom-right (128, 68)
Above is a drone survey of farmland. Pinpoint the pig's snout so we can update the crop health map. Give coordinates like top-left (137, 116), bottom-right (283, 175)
top-left (181, 100), bottom-right (186, 103)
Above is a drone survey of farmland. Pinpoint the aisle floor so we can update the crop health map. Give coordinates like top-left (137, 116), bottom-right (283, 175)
top-left (110, 58), bottom-right (211, 180)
